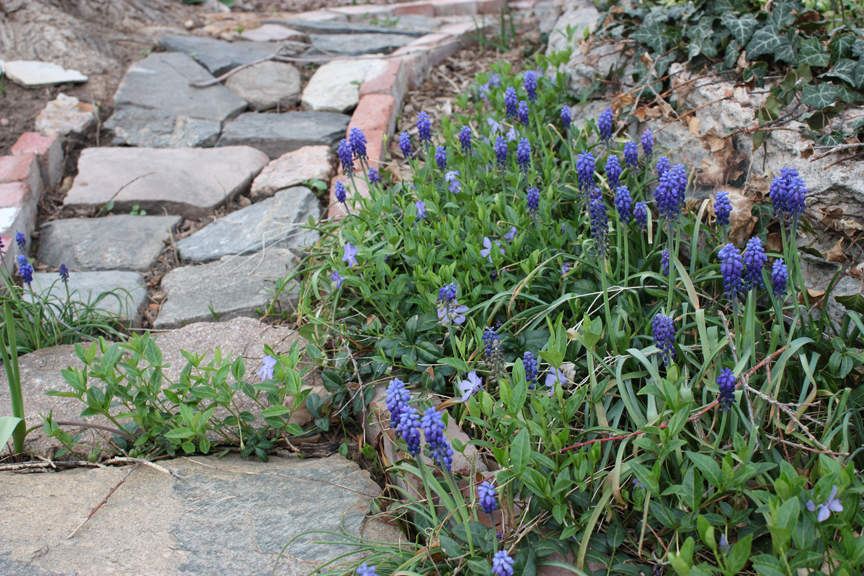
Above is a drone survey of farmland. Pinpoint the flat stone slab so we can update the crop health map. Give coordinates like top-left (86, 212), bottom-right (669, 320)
top-left (159, 35), bottom-right (285, 76)
top-left (35, 93), bottom-right (97, 137)
top-left (251, 146), bottom-right (334, 199)
top-left (38, 215), bottom-right (183, 272)
top-left (0, 318), bottom-right (320, 456)
top-left (0, 60), bottom-right (88, 87)
top-left (27, 270), bottom-right (147, 327)
top-left (217, 112), bottom-right (350, 159)
top-left (0, 454), bottom-right (399, 576)
top-left (105, 52), bottom-right (248, 148)
top-left (266, 18), bottom-right (428, 36)
top-left (64, 147), bottom-right (269, 218)
top-left (240, 24), bottom-right (309, 42)
top-left (176, 186), bottom-right (320, 263)
top-left (309, 33), bottom-right (414, 56)
top-left (155, 249), bottom-right (299, 329)
top-left (301, 59), bottom-right (378, 113)
top-left (225, 61), bottom-right (302, 111)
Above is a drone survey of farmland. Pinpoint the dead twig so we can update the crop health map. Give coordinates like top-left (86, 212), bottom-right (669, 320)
top-left (68, 462), bottom-right (140, 539)
top-left (104, 457), bottom-right (182, 478)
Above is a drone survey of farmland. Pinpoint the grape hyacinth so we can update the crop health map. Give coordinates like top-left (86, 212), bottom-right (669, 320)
top-left (641, 127), bottom-right (654, 157)
top-left (59, 264), bottom-right (69, 284)
top-left (518, 100), bottom-right (529, 126)
top-left (526, 186), bottom-right (540, 215)
top-left (516, 138), bottom-right (531, 174)
top-left (598, 107), bottom-right (613, 142)
top-left (338, 138), bottom-right (353, 176)
top-left (504, 87), bottom-right (518, 119)
top-left (495, 136), bottom-right (508, 168)
top-left (561, 105), bottom-right (571, 130)
top-left (459, 126), bottom-right (472, 153)
top-left (349, 127), bottom-right (367, 159)
top-left (654, 165), bottom-right (686, 221)
top-left (772, 258), bottom-right (789, 298)
top-left (714, 190), bottom-right (732, 227)
top-left (656, 156), bottom-right (671, 178)
top-left (417, 111), bottom-right (432, 144)
top-left (718, 243), bottom-right (743, 298)
top-left (770, 167), bottom-right (807, 227)
top-left (661, 248), bottom-right (670, 276)
top-left (367, 166), bottom-right (380, 184)
top-left (742, 237), bottom-right (767, 290)
top-left (421, 407), bottom-right (454, 471)
top-left (483, 326), bottom-right (500, 360)
top-left (356, 563), bottom-right (377, 576)
top-left (624, 141), bottom-right (638, 169)
top-left (589, 195), bottom-right (608, 257)
top-left (605, 155), bottom-right (622, 189)
top-left (492, 551), bottom-right (515, 576)
top-left (399, 132), bottom-right (412, 158)
top-left (717, 367), bottom-right (736, 412)
top-left (439, 283), bottom-right (458, 303)
top-left (396, 406), bottom-right (422, 456)
top-left (478, 480), bottom-right (498, 514)
top-left (576, 151), bottom-right (596, 191)
top-left (435, 146), bottom-right (447, 171)
top-left (652, 313), bottom-right (676, 366)
top-left (615, 186), bottom-right (633, 223)
top-left (523, 351), bottom-right (538, 389)
top-left (16, 255), bottom-right (32, 285)
top-left (633, 201), bottom-right (648, 230)
top-left (386, 378), bottom-right (411, 425)
top-left (15, 231), bottom-right (26, 251)
top-left (334, 181), bottom-right (347, 203)
top-left (524, 70), bottom-right (538, 102)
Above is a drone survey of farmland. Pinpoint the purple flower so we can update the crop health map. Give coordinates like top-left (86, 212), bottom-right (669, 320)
top-left (417, 111), bottom-right (432, 143)
top-left (633, 201), bottom-right (648, 230)
top-left (438, 301), bottom-right (469, 325)
top-left (770, 167), bottom-right (807, 227)
top-left (342, 242), bottom-right (359, 268)
top-left (399, 132), bottom-right (412, 158)
top-left (561, 262), bottom-right (570, 276)
top-left (526, 186), bottom-right (540, 214)
top-left (480, 237), bottom-right (504, 263)
top-left (506, 127), bottom-right (518, 142)
top-left (641, 127), bottom-right (654, 157)
top-left (576, 151), bottom-right (596, 191)
top-left (331, 270), bottom-right (343, 289)
top-left (489, 72), bottom-right (501, 87)
top-left (545, 367), bottom-right (566, 391)
top-left (714, 190), bottom-right (732, 227)
top-left (656, 156), bottom-right (671, 178)
top-left (661, 248), bottom-right (670, 276)
top-left (367, 166), bottom-right (380, 184)
top-left (487, 117), bottom-right (504, 136)
top-left (598, 107), bottom-right (613, 142)
top-left (516, 138), bottom-right (531, 174)
top-left (652, 313), bottom-right (676, 366)
top-left (438, 283), bottom-right (458, 303)
top-left (445, 170), bottom-right (462, 194)
top-left (420, 407), bottom-right (453, 471)
top-left (15, 231), bottom-right (25, 251)
top-left (495, 136), bottom-right (508, 168)
top-left (524, 70), bottom-right (538, 102)
top-left (742, 237), bottom-right (767, 290)
top-left (59, 264), bottom-right (69, 284)
top-left (415, 200), bottom-right (427, 220)
top-left (396, 406), bottom-right (422, 456)
top-left (718, 243), bottom-right (743, 298)
top-left (615, 186), bottom-right (633, 223)
top-left (504, 226), bottom-right (517, 242)
top-left (483, 326), bottom-right (500, 358)
top-left (349, 127), bottom-right (367, 159)
top-left (459, 370), bottom-right (483, 402)
top-left (504, 87), bottom-right (518, 118)
top-left (561, 105), bottom-right (571, 130)
top-left (589, 196), bottom-right (608, 258)
top-left (654, 165), bottom-right (687, 221)
top-left (807, 486), bottom-right (844, 522)
top-left (719, 534), bottom-right (730, 557)
top-left (338, 138), bottom-right (353, 176)
top-left (624, 141), bottom-right (638, 168)
top-left (518, 100), bottom-right (529, 126)
top-left (493, 550), bottom-right (515, 576)
top-left (717, 367), bottom-right (736, 412)
top-left (459, 126), bottom-right (472, 153)
top-left (605, 155), bottom-right (622, 189)
top-left (257, 355), bottom-right (277, 382)
top-left (16, 255), bottom-right (32, 285)
top-left (334, 181), bottom-right (347, 203)
top-left (434, 146), bottom-right (447, 171)
top-left (772, 259), bottom-right (788, 298)
top-left (523, 351), bottom-right (538, 389)
top-left (356, 563), bottom-right (377, 576)
top-left (386, 378), bottom-right (410, 425)
top-left (478, 480), bottom-right (498, 514)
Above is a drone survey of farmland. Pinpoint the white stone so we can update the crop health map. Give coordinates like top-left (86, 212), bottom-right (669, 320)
top-left (240, 24), bottom-right (308, 42)
top-left (35, 93), bottom-right (97, 137)
top-left (301, 59), bottom-right (379, 113)
top-left (251, 146), bottom-right (334, 199)
top-left (0, 60), bottom-right (87, 87)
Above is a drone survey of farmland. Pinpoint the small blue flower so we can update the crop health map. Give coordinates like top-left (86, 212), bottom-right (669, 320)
top-left (770, 167), bottom-right (807, 228)
top-left (518, 100), bottom-right (529, 126)
top-left (504, 226), bottom-right (517, 242)
top-left (459, 126), bottom-right (472, 153)
top-left (417, 111), bottom-right (432, 143)
top-left (495, 136), bottom-right (508, 168)
top-left (438, 283), bottom-right (458, 303)
top-left (399, 132), bottom-right (413, 158)
top-left (516, 138), bottom-right (531, 174)
top-left (660, 248), bottom-right (670, 276)
top-left (334, 181), bottom-right (347, 203)
top-left (576, 151), bottom-right (596, 191)
top-left (257, 355), bottom-right (277, 382)
top-left (480, 237), bottom-right (504, 263)
top-left (589, 196), bottom-right (608, 257)
top-left (523, 351), bottom-right (538, 389)
top-left (492, 550), bottom-right (515, 576)
top-left (656, 156), bottom-right (671, 178)
top-left (807, 486), bottom-right (844, 522)
top-left (719, 534), bottom-right (730, 557)
top-left (434, 146), bottom-right (447, 171)
top-left (652, 313), bottom-right (676, 366)
top-left (438, 301), bottom-right (469, 325)
top-left (15, 231), bottom-right (26, 251)
top-left (420, 407), bottom-right (453, 471)
top-left (386, 378), bottom-right (410, 425)
top-left (524, 70), bottom-right (538, 102)
top-left (624, 141), bottom-right (638, 168)
top-left (489, 72), bottom-right (501, 87)
top-left (633, 201), bottom-right (648, 230)
top-left (396, 406), bottom-right (422, 456)
top-left (349, 127), bottom-right (367, 159)
top-left (367, 166), bottom-right (380, 184)
top-left (356, 563), bottom-right (377, 576)
top-left (717, 367), bottom-right (736, 412)
top-left (445, 170), bottom-right (462, 194)
top-left (545, 367), bottom-right (566, 391)
top-left (598, 107), bottom-right (613, 142)
top-left (714, 190), bottom-right (732, 227)
top-left (59, 264), bottom-right (69, 284)
top-left (561, 262), bottom-right (570, 276)
top-left (605, 155), bottom-right (622, 189)
top-left (487, 117), bottom-right (504, 136)
top-left (478, 480), bottom-right (499, 514)
top-left (615, 186), bottom-right (633, 223)
top-left (504, 87), bottom-right (518, 118)
top-left (641, 127), bottom-right (654, 157)
top-left (342, 242), bottom-right (359, 268)
top-left (718, 243), bottom-right (743, 299)
top-left (561, 105), bottom-right (571, 130)
top-left (459, 370), bottom-right (483, 402)
top-left (415, 200), bottom-right (427, 220)
top-left (742, 237), bottom-right (767, 290)
top-left (654, 165), bottom-right (687, 222)
top-left (506, 127), bottom-right (518, 142)
top-left (331, 270), bottom-right (343, 289)
top-left (338, 138), bottom-right (353, 176)
top-left (526, 186), bottom-right (540, 214)
top-left (772, 259), bottom-right (788, 298)
top-left (16, 255), bottom-right (32, 285)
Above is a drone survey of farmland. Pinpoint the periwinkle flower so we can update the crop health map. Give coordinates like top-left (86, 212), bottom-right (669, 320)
top-left (718, 535), bottom-right (730, 557)
top-left (331, 270), bottom-right (343, 289)
top-left (624, 141), bottom-right (638, 169)
top-left (717, 367), bottom-right (736, 412)
top-left (478, 480), bottom-right (499, 514)
top-left (545, 367), bottom-right (566, 391)
top-left (526, 186), bottom-right (540, 214)
top-left (524, 70), bottom-right (538, 102)
top-left (16, 255), bottom-right (32, 285)
top-left (399, 132), bottom-right (413, 158)
top-left (742, 237), bottom-right (767, 290)
top-left (349, 127), bottom-right (367, 159)
top-left (576, 151), bottom-right (596, 191)
top-left (632, 477), bottom-right (644, 489)
top-left (59, 264), bottom-right (69, 284)
top-left (356, 563), bottom-right (377, 576)
top-left (807, 486), bottom-right (844, 522)
top-left (718, 243), bottom-right (743, 298)
top-left (487, 117), bottom-right (504, 136)
top-left (396, 406), bottom-right (422, 456)
top-left (256, 355), bottom-right (277, 382)
top-left (495, 136), bottom-right (508, 168)
top-left (518, 101), bottom-right (529, 126)
top-left (516, 138), bottom-right (531, 174)
top-left (523, 351), bottom-right (538, 389)
top-left (445, 170), bottom-right (462, 194)
top-left (338, 138), bottom-right (353, 176)
top-left (438, 300), bottom-right (469, 325)
top-left (415, 200), bottom-right (427, 220)
top-left (334, 181), bottom-right (347, 203)
top-left (15, 231), bottom-right (25, 251)
top-left (633, 201), bottom-right (648, 230)
top-left (561, 105), bottom-right (571, 130)
top-left (417, 111), bottom-right (432, 143)
top-left (367, 166), bottom-right (380, 184)
top-left (652, 313), bottom-right (676, 366)
top-left (504, 87), bottom-right (518, 118)
top-left (504, 226), bottom-right (517, 242)
top-left (492, 550), bottom-right (515, 576)
top-left (770, 167), bottom-right (807, 227)
top-left (561, 262), bottom-right (570, 276)
top-left (459, 126), bottom-right (472, 153)
top-left (714, 190), bottom-right (732, 227)
top-left (589, 196), bottom-right (608, 257)
top-left (641, 127), bottom-right (654, 157)
top-left (506, 127), bottom-right (518, 142)
top-left (605, 155), bottom-right (622, 189)
top-left (615, 186), bottom-right (633, 223)
top-left (480, 237), bottom-right (504, 263)
top-left (342, 242), bottom-right (359, 268)
top-left (660, 248), bottom-right (670, 276)
top-left (772, 259), bottom-right (789, 298)
top-left (656, 156), bottom-right (671, 178)
top-left (489, 72), bottom-right (501, 87)
top-left (598, 107), bottom-right (613, 142)
top-left (459, 370), bottom-right (483, 402)
top-left (421, 407), bottom-right (454, 471)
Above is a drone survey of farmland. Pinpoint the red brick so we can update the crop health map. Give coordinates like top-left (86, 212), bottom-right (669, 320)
top-left (409, 33), bottom-right (463, 66)
top-left (360, 59), bottom-right (407, 106)
top-left (11, 132), bottom-right (63, 188)
top-left (0, 154), bottom-right (44, 199)
top-left (328, 175), bottom-right (370, 220)
top-left (349, 94), bottom-right (397, 136)
top-left (477, 0), bottom-right (506, 13)
top-left (0, 183), bottom-right (37, 261)
top-left (431, 0), bottom-right (478, 16)
top-left (392, 2), bottom-right (435, 17)
top-left (438, 21), bottom-right (489, 48)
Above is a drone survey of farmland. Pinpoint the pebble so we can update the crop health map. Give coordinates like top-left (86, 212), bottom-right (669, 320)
top-left (35, 94), bottom-right (97, 137)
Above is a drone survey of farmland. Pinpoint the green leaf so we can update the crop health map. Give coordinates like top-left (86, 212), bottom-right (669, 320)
top-left (721, 13), bottom-right (757, 46)
top-left (830, 32), bottom-right (856, 62)
top-left (511, 428), bottom-right (530, 475)
top-left (855, 58), bottom-right (864, 89)
top-left (835, 83), bottom-right (861, 104)
top-left (769, 2), bottom-right (796, 28)
top-left (439, 357), bottom-right (469, 373)
top-left (773, 32), bottom-right (798, 64)
top-left (685, 452), bottom-right (724, 489)
top-left (853, 39), bottom-right (864, 59)
top-left (199, 437), bottom-right (211, 454)
top-left (725, 39), bottom-right (741, 68)
top-left (164, 427), bottom-right (196, 439)
top-left (631, 22), bottom-right (667, 54)
top-left (0, 416), bottom-right (22, 449)
top-left (747, 26), bottom-right (781, 59)
top-left (727, 534), bottom-right (753, 574)
top-left (438, 534), bottom-right (462, 558)
top-left (799, 37), bottom-right (830, 67)
top-left (824, 58), bottom-right (857, 85)
top-left (259, 406), bottom-right (292, 418)
top-left (836, 293), bottom-right (864, 314)
top-left (801, 82), bottom-right (838, 108)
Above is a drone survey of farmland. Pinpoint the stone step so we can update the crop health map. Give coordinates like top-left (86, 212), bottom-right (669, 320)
top-left (301, 59), bottom-right (381, 113)
top-left (159, 35), bottom-right (299, 77)
top-left (251, 146), bottom-right (334, 200)
top-left (308, 33), bottom-right (415, 56)
top-left (217, 112), bottom-right (350, 159)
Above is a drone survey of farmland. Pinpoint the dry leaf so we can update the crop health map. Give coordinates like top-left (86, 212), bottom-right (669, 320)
top-left (803, 289), bottom-right (826, 307)
top-left (728, 188), bottom-right (755, 244)
top-left (766, 232), bottom-right (782, 253)
top-left (826, 239), bottom-right (846, 263)
top-left (705, 136), bottom-right (727, 152)
top-left (641, 51), bottom-right (654, 66)
top-left (737, 50), bottom-right (749, 69)
top-left (689, 117), bottom-right (701, 135)
top-left (839, 219), bottom-right (863, 233)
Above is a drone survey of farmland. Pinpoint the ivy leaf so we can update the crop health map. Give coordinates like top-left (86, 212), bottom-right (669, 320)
top-left (835, 82), bottom-right (862, 104)
top-left (631, 22), bottom-right (667, 54)
top-left (688, 33), bottom-right (719, 60)
top-left (829, 32), bottom-right (856, 62)
top-left (853, 39), bottom-right (864, 59)
top-left (687, 16), bottom-right (715, 40)
top-left (721, 13), bottom-right (758, 46)
top-left (773, 32), bottom-right (798, 64)
top-left (799, 37), bottom-right (830, 67)
top-left (770, 2), bottom-right (796, 29)
top-left (747, 26), bottom-right (782, 59)
top-left (823, 58), bottom-right (858, 85)
top-left (855, 58), bottom-right (864, 89)
top-left (725, 39), bottom-right (741, 69)
top-left (800, 82), bottom-right (838, 109)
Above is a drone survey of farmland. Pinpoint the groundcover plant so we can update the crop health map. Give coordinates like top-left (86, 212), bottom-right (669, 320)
top-left (285, 59), bottom-right (864, 576)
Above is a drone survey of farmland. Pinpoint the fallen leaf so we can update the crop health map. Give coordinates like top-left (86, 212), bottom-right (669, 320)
top-left (728, 188), bottom-right (755, 244)
top-left (839, 219), bottom-right (863, 233)
top-left (641, 51), bottom-right (654, 66)
top-left (737, 50), bottom-right (749, 68)
top-left (705, 136), bottom-right (727, 152)
top-left (689, 117), bottom-right (701, 135)
top-left (766, 232), bottom-right (782, 253)
top-left (826, 239), bottom-right (846, 263)
top-left (803, 289), bottom-right (826, 307)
